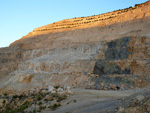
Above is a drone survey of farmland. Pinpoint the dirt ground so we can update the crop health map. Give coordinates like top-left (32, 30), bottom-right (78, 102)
top-left (43, 88), bottom-right (150, 113)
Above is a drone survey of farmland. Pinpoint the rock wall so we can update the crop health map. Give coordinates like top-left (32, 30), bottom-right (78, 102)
top-left (0, 47), bottom-right (22, 79)
top-left (93, 37), bottom-right (150, 89)
top-left (1, 36), bottom-right (150, 91)
top-left (0, 1), bottom-right (150, 91)
top-left (1, 42), bottom-right (106, 90)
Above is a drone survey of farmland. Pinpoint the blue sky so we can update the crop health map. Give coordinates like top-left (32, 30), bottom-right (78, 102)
top-left (0, 0), bottom-right (148, 47)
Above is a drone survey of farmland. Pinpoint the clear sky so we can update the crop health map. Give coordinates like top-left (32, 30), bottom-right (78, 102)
top-left (0, 0), bottom-right (148, 48)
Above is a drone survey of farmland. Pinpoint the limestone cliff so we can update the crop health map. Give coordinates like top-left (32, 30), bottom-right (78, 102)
top-left (0, 1), bottom-right (150, 91)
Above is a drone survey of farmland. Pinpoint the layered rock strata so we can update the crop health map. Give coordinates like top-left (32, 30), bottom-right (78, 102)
top-left (0, 1), bottom-right (150, 91)
top-left (19, 1), bottom-right (150, 39)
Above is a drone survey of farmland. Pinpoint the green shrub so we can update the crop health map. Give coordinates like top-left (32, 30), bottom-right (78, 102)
top-left (42, 106), bottom-right (46, 109)
top-left (2, 100), bottom-right (6, 104)
top-left (3, 93), bottom-right (8, 96)
top-left (33, 109), bottom-right (36, 113)
top-left (51, 103), bottom-right (61, 111)
top-left (37, 109), bottom-right (41, 112)
top-left (16, 101), bottom-right (30, 112)
top-left (36, 95), bottom-right (42, 101)
top-left (73, 99), bottom-right (77, 102)
top-left (54, 85), bottom-right (60, 89)
top-left (38, 101), bottom-right (42, 105)
top-left (44, 98), bottom-right (48, 102)
top-left (52, 93), bottom-right (59, 98)
top-left (18, 94), bottom-right (26, 99)
top-left (13, 95), bottom-right (18, 99)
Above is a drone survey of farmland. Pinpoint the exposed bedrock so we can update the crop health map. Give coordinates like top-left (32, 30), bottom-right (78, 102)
top-left (0, 41), bottom-right (107, 91)
top-left (0, 36), bottom-right (150, 91)
top-left (0, 1), bottom-right (150, 91)
top-left (93, 37), bottom-right (150, 89)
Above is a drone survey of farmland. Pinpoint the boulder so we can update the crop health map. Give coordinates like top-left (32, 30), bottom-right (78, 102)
top-left (135, 95), bottom-right (145, 102)
top-left (48, 86), bottom-right (54, 92)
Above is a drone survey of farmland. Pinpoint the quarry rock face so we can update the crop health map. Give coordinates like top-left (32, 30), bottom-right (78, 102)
top-left (0, 1), bottom-right (150, 91)
top-left (93, 37), bottom-right (150, 89)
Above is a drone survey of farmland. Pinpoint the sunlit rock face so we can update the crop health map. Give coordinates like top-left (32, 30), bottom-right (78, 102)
top-left (11, 0), bottom-right (150, 39)
top-left (0, 1), bottom-right (150, 91)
